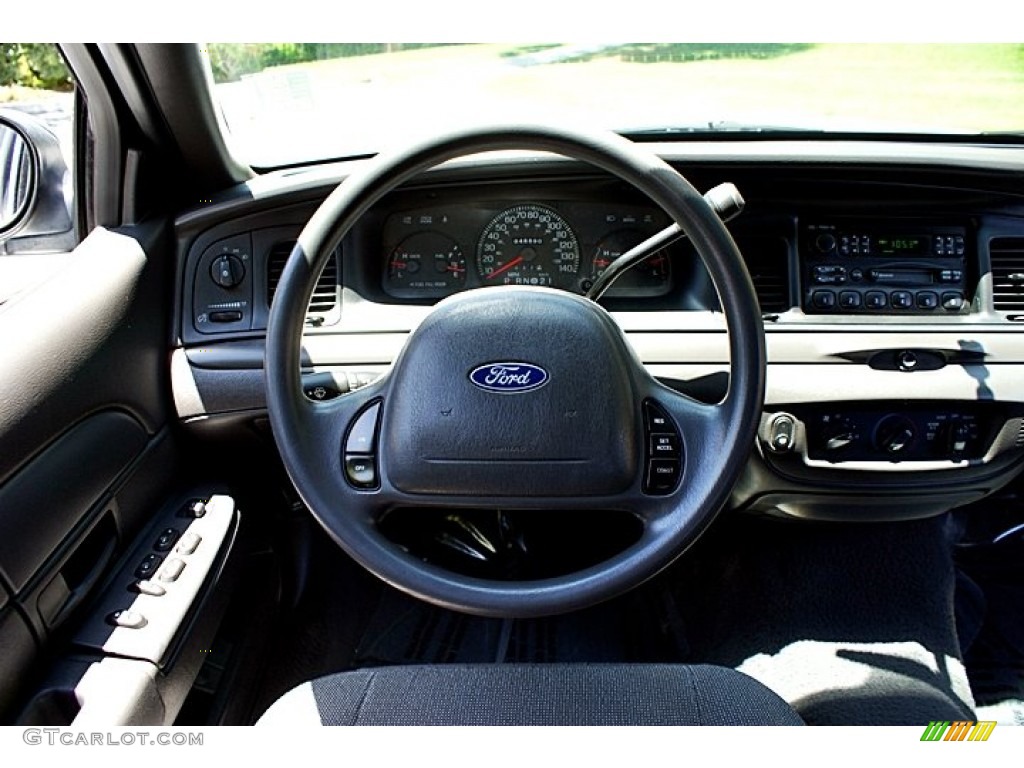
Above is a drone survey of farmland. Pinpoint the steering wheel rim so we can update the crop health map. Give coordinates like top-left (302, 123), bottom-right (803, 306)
top-left (266, 123), bottom-right (766, 618)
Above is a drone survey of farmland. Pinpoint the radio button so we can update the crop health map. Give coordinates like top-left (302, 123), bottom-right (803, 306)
top-left (942, 292), bottom-right (965, 311)
top-left (812, 290), bottom-right (836, 309)
top-left (891, 291), bottom-right (913, 309)
top-left (939, 269), bottom-right (963, 283)
top-left (916, 291), bottom-right (939, 310)
top-left (864, 291), bottom-right (887, 309)
top-left (839, 291), bottom-right (862, 309)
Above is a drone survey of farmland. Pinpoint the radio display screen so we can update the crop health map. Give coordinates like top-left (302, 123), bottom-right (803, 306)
top-left (875, 236), bottom-right (929, 256)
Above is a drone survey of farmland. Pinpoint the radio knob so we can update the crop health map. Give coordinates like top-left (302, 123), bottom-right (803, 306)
top-left (815, 233), bottom-right (837, 254)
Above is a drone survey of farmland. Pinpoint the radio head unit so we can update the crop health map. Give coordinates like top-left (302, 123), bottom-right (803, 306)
top-left (802, 223), bottom-right (971, 315)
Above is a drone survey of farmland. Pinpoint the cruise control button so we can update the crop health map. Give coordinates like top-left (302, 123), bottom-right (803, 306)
top-left (646, 460), bottom-right (681, 494)
top-left (644, 402), bottom-right (673, 433)
top-left (107, 610), bottom-right (147, 629)
top-left (650, 434), bottom-right (680, 458)
top-left (345, 455), bottom-right (378, 489)
top-left (346, 402), bottom-right (381, 454)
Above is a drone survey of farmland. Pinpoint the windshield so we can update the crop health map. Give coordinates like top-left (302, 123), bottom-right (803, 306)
top-left (207, 43), bottom-right (1024, 167)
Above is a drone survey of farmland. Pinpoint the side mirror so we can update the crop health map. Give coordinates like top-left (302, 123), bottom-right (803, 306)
top-left (0, 107), bottom-right (74, 254)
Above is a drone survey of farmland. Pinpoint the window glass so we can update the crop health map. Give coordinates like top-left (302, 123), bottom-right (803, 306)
top-left (206, 43), bottom-right (1024, 168)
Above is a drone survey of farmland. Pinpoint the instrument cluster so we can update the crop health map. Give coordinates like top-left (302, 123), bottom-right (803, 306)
top-left (381, 200), bottom-right (676, 300)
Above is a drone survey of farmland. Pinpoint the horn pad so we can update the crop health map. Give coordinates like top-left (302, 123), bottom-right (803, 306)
top-left (381, 287), bottom-right (639, 497)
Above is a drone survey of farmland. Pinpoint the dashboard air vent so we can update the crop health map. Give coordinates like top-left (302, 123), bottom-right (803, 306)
top-left (737, 235), bottom-right (791, 313)
top-left (266, 241), bottom-right (339, 315)
top-left (990, 237), bottom-right (1024, 311)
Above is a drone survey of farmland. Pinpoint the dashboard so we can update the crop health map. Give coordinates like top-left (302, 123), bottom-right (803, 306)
top-left (172, 140), bottom-right (1024, 523)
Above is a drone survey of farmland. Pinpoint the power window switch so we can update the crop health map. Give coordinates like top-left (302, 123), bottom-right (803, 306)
top-left (107, 610), bottom-right (147, 629)
top-left (175, 532), bottom-right (202, 555)
top-left (133, 580), bottom-right (167, 597)
top-left (157, 558), bottom-right (186, 583)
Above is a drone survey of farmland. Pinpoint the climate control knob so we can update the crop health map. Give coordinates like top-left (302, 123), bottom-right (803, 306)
top-left (873, 415), bottom-right (916, 456)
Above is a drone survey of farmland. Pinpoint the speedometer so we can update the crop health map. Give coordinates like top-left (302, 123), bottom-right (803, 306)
top-left (476, 204), bottom-right (579, 288)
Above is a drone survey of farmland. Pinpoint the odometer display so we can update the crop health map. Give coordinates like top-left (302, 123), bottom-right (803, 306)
top-left (477, 204), bottom-right (580, 288)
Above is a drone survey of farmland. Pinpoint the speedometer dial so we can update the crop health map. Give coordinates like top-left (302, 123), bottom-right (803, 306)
top-left (477, 204), bottom-right (579, 288)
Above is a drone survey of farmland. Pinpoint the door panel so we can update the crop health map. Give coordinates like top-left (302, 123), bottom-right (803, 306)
top-left (0, 411), bottom-right (145, 594)
top-left (0, 225), bottom-right (169, 486)
top-left (0, 222), bottom-right (178, 721)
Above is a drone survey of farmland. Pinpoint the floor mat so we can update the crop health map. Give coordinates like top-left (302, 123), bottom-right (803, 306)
top-left (956, 536), bottom-right (1024, 708)
top-left (669, 514), bottom-right (976, 724)
top-left (353, 580), bottom-right (689, 667)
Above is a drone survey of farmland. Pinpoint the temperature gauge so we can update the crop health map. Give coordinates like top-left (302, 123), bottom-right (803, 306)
top-left (387, 233), bottom-right (467, 298)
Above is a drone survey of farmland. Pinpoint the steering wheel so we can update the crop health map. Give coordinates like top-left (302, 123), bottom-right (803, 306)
top-left (265, 124), bottom-right (766, 618)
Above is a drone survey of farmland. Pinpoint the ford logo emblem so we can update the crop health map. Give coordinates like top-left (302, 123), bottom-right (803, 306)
top-left (469, 362), bottom-right (549, 394)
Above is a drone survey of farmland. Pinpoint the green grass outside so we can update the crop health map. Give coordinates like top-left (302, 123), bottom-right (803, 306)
top-left (240, 43), bottom-right (1024, 136)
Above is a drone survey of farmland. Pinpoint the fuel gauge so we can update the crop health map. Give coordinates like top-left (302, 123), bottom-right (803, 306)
top-left (387, 233), bottom-right (467, 298)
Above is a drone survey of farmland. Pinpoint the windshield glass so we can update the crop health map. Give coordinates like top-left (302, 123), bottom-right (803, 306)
top-left (207, 43), bottom-right (1024, 167)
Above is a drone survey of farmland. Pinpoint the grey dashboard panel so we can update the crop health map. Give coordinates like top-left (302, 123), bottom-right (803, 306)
top-left (0, 410), bottom-right (146, 594)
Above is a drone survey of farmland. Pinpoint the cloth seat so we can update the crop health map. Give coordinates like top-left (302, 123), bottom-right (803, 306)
top-left (257, 663), bottom-right (805, 726)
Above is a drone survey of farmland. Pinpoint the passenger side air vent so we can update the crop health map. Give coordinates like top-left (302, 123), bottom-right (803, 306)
top-left (266, 241), bottom-right (340, 318)
top-left (990, 237), bottom-right (1024, 311)
top-left (737, 235), bottom-right (791, 313)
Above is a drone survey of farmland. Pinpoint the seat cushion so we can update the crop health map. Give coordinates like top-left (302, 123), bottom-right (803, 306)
top-left (257, 663), bottom-right (805, 726)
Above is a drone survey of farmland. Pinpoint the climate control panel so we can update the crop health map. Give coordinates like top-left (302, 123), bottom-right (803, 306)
top-left (803, 404), bottom-right (988, 462)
